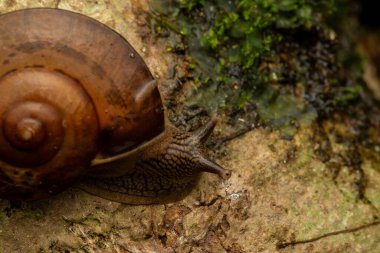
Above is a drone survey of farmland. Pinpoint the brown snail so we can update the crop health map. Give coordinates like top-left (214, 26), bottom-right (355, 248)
top-left (0, 8), bottom-right (229, 204)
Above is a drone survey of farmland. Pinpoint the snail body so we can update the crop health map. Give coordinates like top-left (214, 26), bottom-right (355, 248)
top-left (0, 8), bottom-right (228, 204)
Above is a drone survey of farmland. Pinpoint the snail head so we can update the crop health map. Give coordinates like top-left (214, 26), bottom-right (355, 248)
top-left (165, 118), bottom-right (231, 180)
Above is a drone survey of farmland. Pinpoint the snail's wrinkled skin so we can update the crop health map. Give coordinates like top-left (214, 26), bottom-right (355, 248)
top-left (0, 8), bottom-right (229, 204)
top-left (81, 119), bottom-right (230, 204)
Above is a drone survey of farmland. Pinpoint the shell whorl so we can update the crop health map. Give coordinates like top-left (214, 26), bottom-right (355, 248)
top-left (0, 68), bottom-right (99, 199)
top-left (0, 8), bottom-right (165, 200)
top-left (0, 8), bottom-right (165, 155)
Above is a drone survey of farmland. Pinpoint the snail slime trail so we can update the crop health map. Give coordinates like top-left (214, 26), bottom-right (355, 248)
top-left (0, 8), bottom-right (229, 204)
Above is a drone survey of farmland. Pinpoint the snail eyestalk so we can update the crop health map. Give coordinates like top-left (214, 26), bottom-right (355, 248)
top-left (193, 117), bottom-right (218, 143)
top-left (189, 118), bottom-right (231, 179)
top-left (167, 118), bottom-right (230, 179)
top-left (197, 156), bottom-right (231, 180)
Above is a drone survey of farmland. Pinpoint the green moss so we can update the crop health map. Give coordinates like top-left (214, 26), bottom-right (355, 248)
top-left (150, 0), bottom-right (358, 136)
top-left (151, 0), bottom-right (339, 88)
top-left (332, 85), bottom-right (363, 106)
top-left (256, 89), bottom-right (317, 138)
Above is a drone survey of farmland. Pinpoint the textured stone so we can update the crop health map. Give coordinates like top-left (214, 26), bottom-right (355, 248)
top-left (1, 1), bottom-right (380, 253)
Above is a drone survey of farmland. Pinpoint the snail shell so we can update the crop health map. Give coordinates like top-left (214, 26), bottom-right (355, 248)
top-left (0, 8), bottom-right (164, 200)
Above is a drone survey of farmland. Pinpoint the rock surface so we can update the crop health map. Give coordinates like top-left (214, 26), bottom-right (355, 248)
top-left (0, 1), bottom-right (380, 253)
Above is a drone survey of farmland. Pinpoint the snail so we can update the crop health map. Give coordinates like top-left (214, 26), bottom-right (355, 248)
top-left (0, 8), bottom-right (230, 204)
